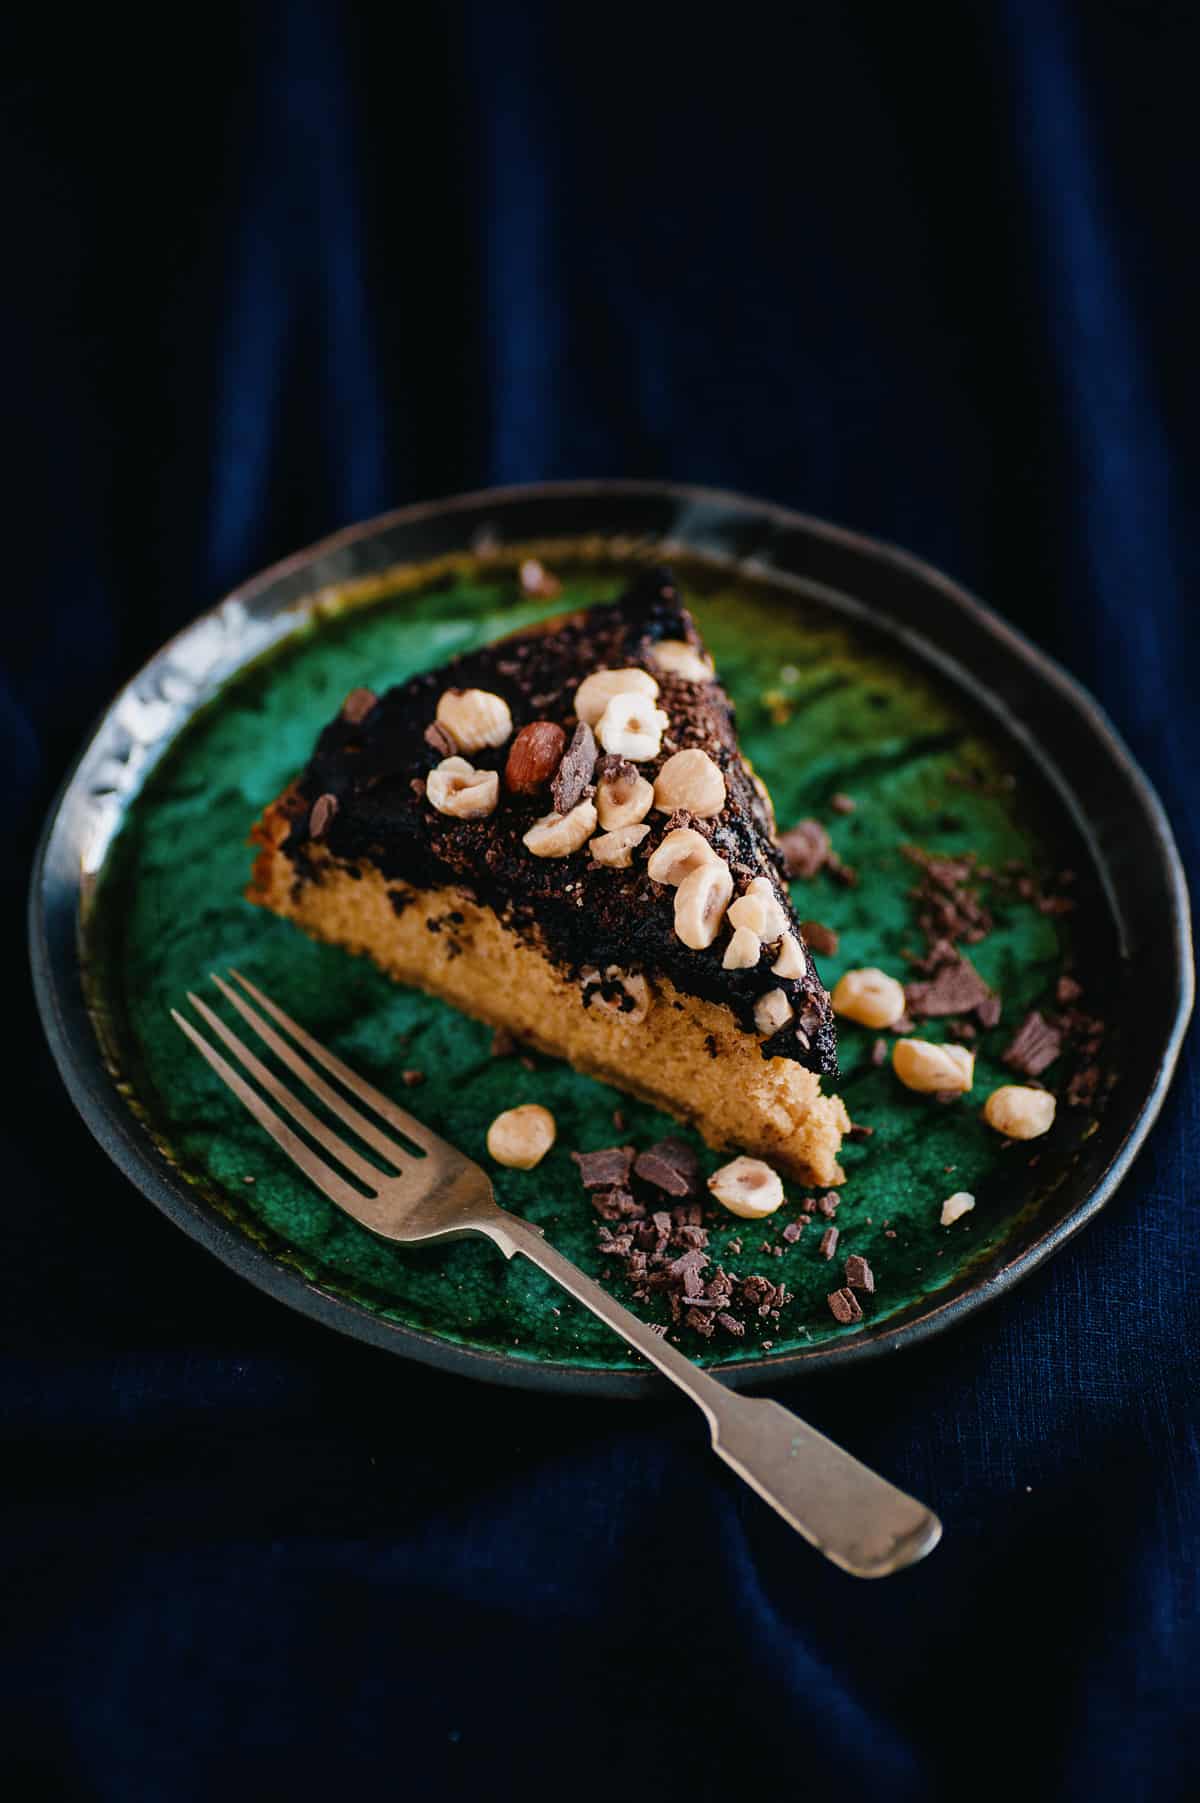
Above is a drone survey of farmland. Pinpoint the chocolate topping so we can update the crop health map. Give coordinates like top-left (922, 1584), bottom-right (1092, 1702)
top-left (828, 1287), bottom-right (863, 1325)
top-left (905, 955), bottom-right (992, 1020)
top-left (281, 569), bottom-right (838, 1075)
top-left (550, 720), bottom-right (597, 814)
top-left (571, 1145), bottom-right (636, 1189)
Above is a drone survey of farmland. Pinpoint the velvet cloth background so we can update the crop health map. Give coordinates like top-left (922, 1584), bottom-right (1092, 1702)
top-left (7, 3), bottom-right (1198, 1797)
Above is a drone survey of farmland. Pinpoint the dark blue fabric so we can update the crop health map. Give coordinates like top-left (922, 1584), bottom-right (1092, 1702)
top-left (7, 3), bottom-right (1198, 1797)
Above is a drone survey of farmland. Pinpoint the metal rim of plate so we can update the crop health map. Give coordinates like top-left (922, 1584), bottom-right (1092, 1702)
top-left (28, 481), bottom-right (1194, 1397)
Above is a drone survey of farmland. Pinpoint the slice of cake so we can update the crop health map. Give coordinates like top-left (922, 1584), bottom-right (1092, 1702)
top-left (248, 568), bottom-right (850, 1183)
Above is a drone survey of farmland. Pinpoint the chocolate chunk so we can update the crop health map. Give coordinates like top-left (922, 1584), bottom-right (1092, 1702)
top-left (423, 721), bottom-right (457, 757)
top-left (800, 918), bottom-right (839, 957)
top-left (871, 1037), bottom-right (888, 1067)
top-left (309, 793), bottom-right (339, 839)
top-left (1003, 1010), bottom-right (1064, 1077)
top-left (715, 1312), bottom-right (746, 1337)
top-left (668, 1248), bottom-right (709, 1297)
top-left (1056, 975), bottom-right (1083, 1005)
top-left (684, 1306), bottom-right (717, 1338)
top-left (816, 1192), bottom-right (840, 1219)
top-left (633, 1138), bottom-right (699, 1197)
top-left (551, 720), bottom-right (597, 814)
top-left (778, 819), bottom-right (830, 879)
top-left (905, 956), bottom-right (992, 1020)
top-left (844, 1254), bottom-right (874, 1293)
top-left (827, 1288), bottom-right (863, 1325)
top-left (341, 687), bottom-right (377, 725)
top-left (401, 1068), bottom-right (425, 1087)
top-left (591, 1187), bottom-right (640, 1222)
top-left (830, 792), bottom-right (856, 814)
top-left (781, 1221), bottom-right (804, 1243)
top-left (819, 1225), bottom-right (839, 1260)
top-left (947, 1019), bottom-right (977, 1042)
top-left (571, 1145), bottom-right (636, 1189)
top-left (975, 995), bottom-right (1002, 1029)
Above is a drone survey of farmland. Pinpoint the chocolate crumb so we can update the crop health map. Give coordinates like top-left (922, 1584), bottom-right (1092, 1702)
top-left (612, 1109), bottom-right (628, 1132)
top-left (572, 1145), bottom-right (636, 1189)
top-left (782, 1221), bottom-right (804, 1243)
top-left (519, 1055), bottom-right (537, 1072)
top-left (1066, 1063), bottom-right (1101, 1108)
top-left (947, 1019), bottom-right (977, 1042)
top-left (816, 1192), bottom-right (840, 1219)
top-left (889, 1014), bottom-right (915, 1036)
top-left (828, 1288), bottom-right (863, 1325)
top-left (551, 720), bottom-right (597, 814)
top-left (933, 1089), bottom-right (962, 1104)
top-left (1003, 1010), bottom-right (1064, 1077)
top-left (819, 1225), bottom-right (839, 1260)
top-left (309, 793), bottom-right (339, 839)
top-left (716, 1312), bottom-right (745, 1337)
top-left (1056, 975), bottom-right (1083, 1006)
top-left (844, 1254), bottom-right (874, 1293)
top-left (871, 1037), bottom-right (888, 1067)
top-left (830, 792), bottom-right (856, 814)
top-left (401, 1068), bottom-right (425, 1087)
top-left (800, 918), bottom-right (839, 958)
top-left (423, 721), bottom-right (457, 758)
top-left (490, 1027), bottom-right (517, 1058)
top-left (847, 1122), bottom-right (875, 1141)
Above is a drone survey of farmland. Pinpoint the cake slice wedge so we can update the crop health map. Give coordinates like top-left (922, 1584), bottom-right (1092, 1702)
top-left (248, 568), bottom-right (850, 1183)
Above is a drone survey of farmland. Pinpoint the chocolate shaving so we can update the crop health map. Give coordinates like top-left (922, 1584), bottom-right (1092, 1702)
top-left (782, 1221), bottom-right (804, 1243)
top-left (819, 1225), bottom-right (839, 1260)
top-left (905, 956), bottom-right (992, 1020)
top-left (308, 793), bottom-right (339, 839)
top-left (571, 1145), bottom-right (635, 1189)
top-left (551, 720), bottom-right (597, 814)
top-left (816, 1192), bottom-right (839, 1219)
top-left (340, 687), bottom-right (377, 725)
top-left (800, 919), bottom-right (839, 957)
top-left (844, 1254), bottom-right (874, 1293)
top-left (827, 1288), bottom-right (863, 1325)
top-left (634, 1138), bottom-right (699, 1197)
top-left (1002, 1011), bottom-right (1063, 1077)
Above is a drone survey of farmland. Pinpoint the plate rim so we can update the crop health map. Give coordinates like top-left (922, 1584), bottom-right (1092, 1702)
top-left (28, 478), bottom-right (1195, 1396)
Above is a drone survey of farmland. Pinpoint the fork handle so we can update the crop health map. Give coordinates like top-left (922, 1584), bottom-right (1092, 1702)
top-left (486, 1213), bottom-right (941, 1578)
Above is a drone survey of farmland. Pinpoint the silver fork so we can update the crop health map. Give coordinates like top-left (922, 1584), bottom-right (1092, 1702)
top-left (174, 971), bottom-right (941, 1577)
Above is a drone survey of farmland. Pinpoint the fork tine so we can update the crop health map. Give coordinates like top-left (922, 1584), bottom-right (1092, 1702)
top-left (171, 1010), bottom-right (372, 1214)
top-left (184, 993), bottom-right (387, 1191)
top-left (209, 974), bottom-right (416, 1169)
top-left (227, 969), bottom-right (440, 1153)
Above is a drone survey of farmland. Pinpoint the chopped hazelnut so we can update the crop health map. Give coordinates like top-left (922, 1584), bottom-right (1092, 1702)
top-left (832, 968), bottom-right (907, 1029)
top-left (426, 756), bottom-right (500, 819)
top-left (722, 925), bottom-right (762, 969)
top-left (582, 965), bottom-right (653, 1025)
top-left (435, 688), bottom-right (513, 753)
top-left (983, 1085), bottom-right (1057, 1140)
top-left (646, 826), bottom-right (718, 886)
top-left (595, 689), bottom-right (670, 761)
top-left (573, 667), bottom-right (659, 728)
top-left (650, 638), bottom-right (714, 682)
top-left (522, 798), bottom-right (598, 857)
top-left (754, 988), bottom-right (794, 1035)
top-left (673, 856), bottom-right (733, 950)
top-left (772, 933), bottom-right (807, 979)
top-left (940, 1190), bottom-right (976, 1226)
top-left (708, 1155), bottom-right (785, 1218)
top-left (596, 763), bottom-right (654, 829)
top-left (728, 876), bottom-right (789, 941)
top-left (486, 1104), bottom-right (557, 1169)
top-left (653, 748), bottom-right (726, 817)
top-left (893, 1038), bottom-right (975, 1095)
top-left (590, 824), bottom-right (651, 868)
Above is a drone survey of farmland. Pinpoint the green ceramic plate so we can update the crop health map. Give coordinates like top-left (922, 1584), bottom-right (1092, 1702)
top-left (30, 483), bottom-right (1192, 1394)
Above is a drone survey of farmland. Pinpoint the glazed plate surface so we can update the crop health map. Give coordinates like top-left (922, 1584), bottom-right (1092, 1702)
top-left (30, 483), bottom-right (1192, 1393)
